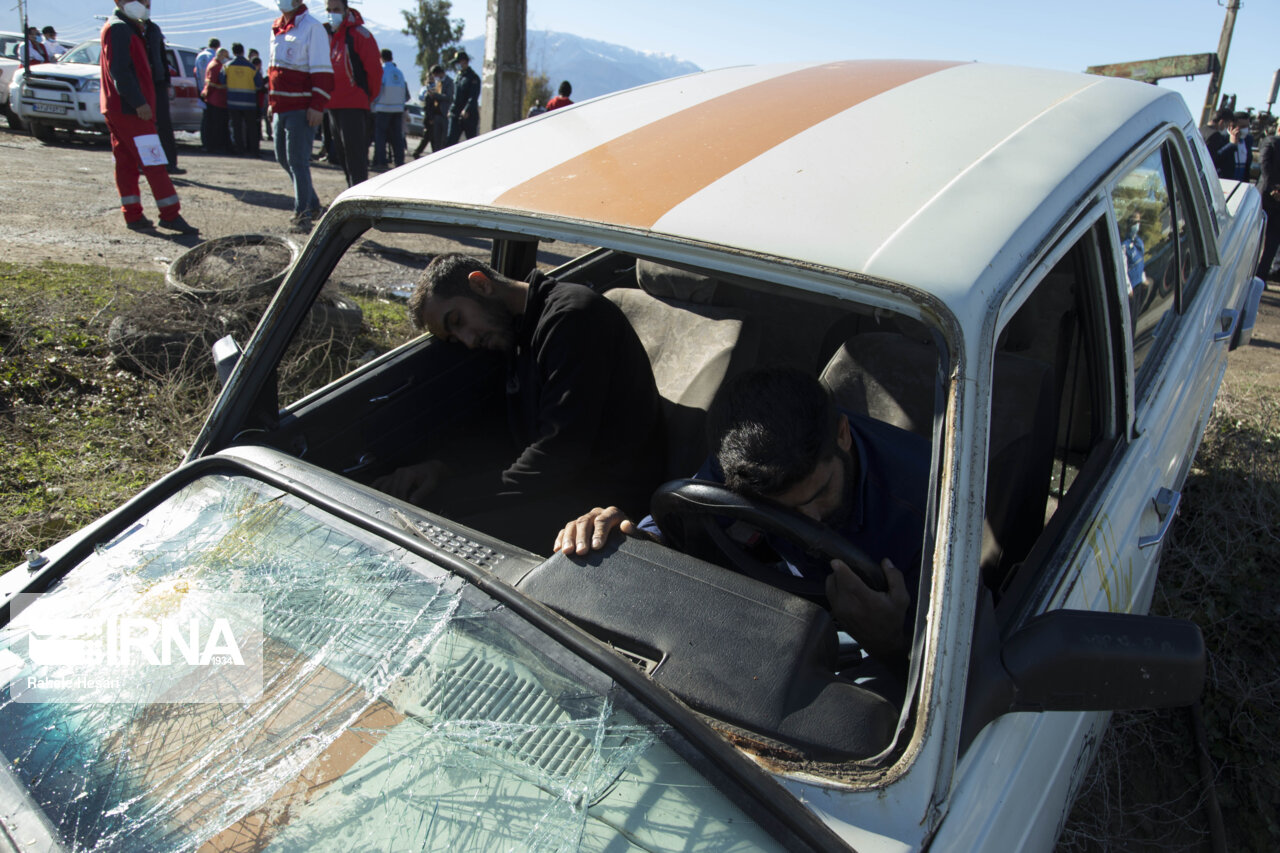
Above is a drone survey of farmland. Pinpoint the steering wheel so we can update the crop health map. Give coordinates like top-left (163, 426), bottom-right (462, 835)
top-left (649, 479), bottom-right (888, 600)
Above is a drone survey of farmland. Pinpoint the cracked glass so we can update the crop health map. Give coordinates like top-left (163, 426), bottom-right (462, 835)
top-left (0, 474), bottom-right (782, 852)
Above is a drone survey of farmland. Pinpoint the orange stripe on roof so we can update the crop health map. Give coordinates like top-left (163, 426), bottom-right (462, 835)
top-left (495, 60), bottom-right (962, 228)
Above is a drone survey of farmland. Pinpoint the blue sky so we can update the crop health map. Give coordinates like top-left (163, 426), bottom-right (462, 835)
top-left (355, 0), bottom-right (1280, 119)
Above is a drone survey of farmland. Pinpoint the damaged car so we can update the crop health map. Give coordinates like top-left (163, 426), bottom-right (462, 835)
top-left (0, 59), bottom-right (1266, 851)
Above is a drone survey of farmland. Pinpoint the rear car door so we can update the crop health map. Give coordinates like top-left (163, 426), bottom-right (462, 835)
top-left (167, 47), bottom-right (200, 130)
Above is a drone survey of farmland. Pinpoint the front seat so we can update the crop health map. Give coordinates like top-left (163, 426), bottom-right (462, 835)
top-left (605, 260), bottom-right (758, 479)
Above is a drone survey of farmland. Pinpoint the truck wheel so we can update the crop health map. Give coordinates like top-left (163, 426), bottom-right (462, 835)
top-left (2, 105), bottom-right (23, 130)
top-left (30, 120), bottom-right (56, 143)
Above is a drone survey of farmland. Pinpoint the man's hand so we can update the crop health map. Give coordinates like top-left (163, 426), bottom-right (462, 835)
top-left (136, 104), bottom-right (153, 122)
top-left (825, 557), bottom-right (910, 661)
top-left (1229, 125), bottom-right (1242, 143)
top-left (306, 107), bottom-right (323, 128)
top-left (553, 506), bottom-right (653, 555)
top-left (372, 460), bottom-right (446, 505)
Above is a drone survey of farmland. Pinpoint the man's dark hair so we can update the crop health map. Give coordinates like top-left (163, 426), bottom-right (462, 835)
top-left (41, 26), bottom-right (55, 37)
top-left (208, 38), bottom-right (220, 49)
top-left (430, 64), bottom-right (444, 75)
top-left (408, 253), bottom-right (498, 328)
top-left (1213, 107), bottom-right (1234, 125)
top-left (558, 80), bottom-right (572, 97)
top-left (381, 49), bottom-right (393, 62)
top-left (231, 42), bottom-right (245, 56)
top-left (707, 366), bottom-right (840, 499)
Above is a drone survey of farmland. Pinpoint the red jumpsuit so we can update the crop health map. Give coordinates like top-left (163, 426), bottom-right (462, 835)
top-left (99, 10), bottom-right (181, 224)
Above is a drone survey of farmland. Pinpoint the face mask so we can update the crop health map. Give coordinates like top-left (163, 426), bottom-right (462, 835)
top-left (121, 1), bottom-right (149, 21)
top-left (277, 0), bottom-right (296, 12)
top-left (327, 12), bottom-right (344, 28)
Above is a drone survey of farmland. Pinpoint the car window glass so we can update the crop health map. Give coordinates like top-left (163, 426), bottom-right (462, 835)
top-left (1111, 147), bottom-right (1177, 388)
top-left (60, 42), bottom-right (99, 64)
top-left (0, 473), bottom-right (785, 851)
top-left (177, 49), bottom-right (196, 78)
top-left (984, 221), bottom-right (1117, 603)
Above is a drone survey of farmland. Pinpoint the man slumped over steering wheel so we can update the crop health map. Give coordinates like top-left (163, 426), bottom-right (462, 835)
top-left (555, 366), bottom-right (930, 668)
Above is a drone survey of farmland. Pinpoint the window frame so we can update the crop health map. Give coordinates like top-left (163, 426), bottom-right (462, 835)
top-left (987, 208), bottom-right (1127, 630)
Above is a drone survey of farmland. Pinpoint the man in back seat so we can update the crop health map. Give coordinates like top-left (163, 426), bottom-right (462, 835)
top-left (555, 366), bottom-right (929, 666)
top-left (374, 253), bottom-right (665, 553)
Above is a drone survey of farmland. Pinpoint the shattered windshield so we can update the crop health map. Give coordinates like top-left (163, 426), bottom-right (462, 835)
top-left (0, 474), bottom-right (782, 851)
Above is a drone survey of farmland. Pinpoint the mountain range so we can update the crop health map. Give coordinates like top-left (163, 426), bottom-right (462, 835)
top-left (25, 0), bottom-right (700, 98)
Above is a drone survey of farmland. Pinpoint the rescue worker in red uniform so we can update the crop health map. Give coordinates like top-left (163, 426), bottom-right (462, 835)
top-left (99, 0), bottom-right (197, 234)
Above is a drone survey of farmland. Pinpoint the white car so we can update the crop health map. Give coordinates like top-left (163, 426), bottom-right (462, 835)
top-left (0, 60), bottom-right (1265, 851)
top-left (0, 31), bottom-right (71, 126)
top-left (8, 38), bottom-right (201, 142)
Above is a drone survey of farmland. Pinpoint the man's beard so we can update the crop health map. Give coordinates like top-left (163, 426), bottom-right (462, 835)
top-left (820, 446), bottom-right (858, 530)
top-left (477, 295), bottom-right (519, 354)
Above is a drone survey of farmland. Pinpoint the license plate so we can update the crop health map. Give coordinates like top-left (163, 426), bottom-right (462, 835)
top-left (32, 103), bottom-right (66, 115)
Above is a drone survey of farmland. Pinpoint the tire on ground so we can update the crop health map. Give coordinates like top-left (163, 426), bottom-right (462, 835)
top-left (167, 233), bottom-right (300, 303)
top-left (29, 120), bottom-right (55, 143)
top-left (303, 292), bottom-right (363, 337)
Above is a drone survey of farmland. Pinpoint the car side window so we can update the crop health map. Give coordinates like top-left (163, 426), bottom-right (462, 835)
top-left (1109, 140), bottom-right (1207, 397)
top-left (982, 220), bottom-right (1120, 603)
top-left (1112, 148), bottom-right (1177, 384)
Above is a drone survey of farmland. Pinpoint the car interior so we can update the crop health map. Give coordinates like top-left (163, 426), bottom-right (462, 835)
top-left (220, 219), bottom-right (1111, 765)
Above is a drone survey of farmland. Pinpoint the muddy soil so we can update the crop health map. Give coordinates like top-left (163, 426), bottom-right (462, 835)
top-left (0, 124), bottom-right (469, 268)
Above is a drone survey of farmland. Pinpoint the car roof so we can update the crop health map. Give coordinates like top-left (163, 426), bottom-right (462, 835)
top-left (344, 60), bottom-right (1184, 309)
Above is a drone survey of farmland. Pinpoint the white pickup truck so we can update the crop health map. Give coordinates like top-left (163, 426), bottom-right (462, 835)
top-left (7, 38), bottom-right (202, 142)
top-left (0, 60), bottom-right (1265, 851)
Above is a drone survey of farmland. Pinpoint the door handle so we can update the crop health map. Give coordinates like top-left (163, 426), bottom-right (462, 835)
top-left (1138, 487), bottom-right (1181, 549)
top-left (343, 453), bottom-right (376, 474)
top-left (1212, 307), bottom-right (1239, 343)
top-left (369, 379), bottom-right (412, 404)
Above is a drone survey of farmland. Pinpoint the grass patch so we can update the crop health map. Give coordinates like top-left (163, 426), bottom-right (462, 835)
top-left (0, 260), bottom-right (414, 571)
top-left (1059, 387), bottom-right (1280, 850)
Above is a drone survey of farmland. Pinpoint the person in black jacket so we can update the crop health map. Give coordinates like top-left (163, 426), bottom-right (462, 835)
top-left (374, 253), bottom-right (665, 553)
top-left (1256, 123), bottom-right (1280, 280)
top-left (142, 16), bottom-right (182, 174)
top-left (445, 50), bottom-right (480, 146)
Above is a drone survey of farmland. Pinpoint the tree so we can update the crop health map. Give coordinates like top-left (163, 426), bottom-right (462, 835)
top-left (524, 72), bottom-right (551, 116)
top-left (401, 0), bottom-right (465, 79)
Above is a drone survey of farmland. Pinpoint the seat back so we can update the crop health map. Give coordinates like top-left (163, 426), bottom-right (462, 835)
top-left (606, 262), bottom-right (757, 479)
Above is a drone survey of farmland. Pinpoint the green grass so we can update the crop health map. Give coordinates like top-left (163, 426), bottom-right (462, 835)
top-left (0, 260), bottom-right (414, 571)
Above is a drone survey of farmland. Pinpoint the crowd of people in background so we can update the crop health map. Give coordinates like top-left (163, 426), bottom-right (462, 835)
top-left (57, 0), bottom-right (581, 235)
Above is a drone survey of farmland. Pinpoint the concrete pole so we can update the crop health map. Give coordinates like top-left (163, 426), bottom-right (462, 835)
top-left (479, 0), bottom-right (527, 134)
top-left (1200, 0), bottom-right (1241, 129)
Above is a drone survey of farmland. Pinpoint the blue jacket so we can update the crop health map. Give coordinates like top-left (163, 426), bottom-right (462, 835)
top-left (371, 61), bottom-right (407, 113)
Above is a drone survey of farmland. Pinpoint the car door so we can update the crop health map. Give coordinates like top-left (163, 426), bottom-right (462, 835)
top-left (947, 130), bottom-right (1237, 850)
top-left (944, 209), bottom-right (1134, 850)
top-left (167, 47), bottom-right (200, 130)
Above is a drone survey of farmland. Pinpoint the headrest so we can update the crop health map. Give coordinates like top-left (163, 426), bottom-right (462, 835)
top-left (636, 259), bottom-right (720, 304)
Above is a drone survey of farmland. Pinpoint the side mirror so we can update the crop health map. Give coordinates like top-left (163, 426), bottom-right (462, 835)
top-left (962, 608), bottom-right (1204, 750)
top-left (212, 334), bottom-right (242, 387)
top-left (1002, 609), bottom-right (1204, 712)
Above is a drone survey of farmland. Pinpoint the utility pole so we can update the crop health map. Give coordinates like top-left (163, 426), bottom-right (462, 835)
top-left (479, 0), bottom-right (527, 134)
top-left (1200, 0), bottom-right (1241, 129)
